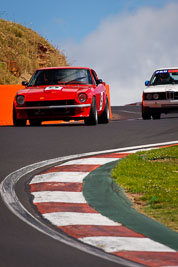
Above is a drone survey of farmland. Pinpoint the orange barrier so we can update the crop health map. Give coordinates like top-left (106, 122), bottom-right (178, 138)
top-left (105, 84), bottom-right (112, 118)
top-left (0, 84), bottom-right (112, 126)
top-left (0, 85), bottom-right (24, 126)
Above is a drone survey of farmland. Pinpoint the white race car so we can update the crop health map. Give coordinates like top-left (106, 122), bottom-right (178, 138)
top-left (142, 68), bottom-right (178, 119)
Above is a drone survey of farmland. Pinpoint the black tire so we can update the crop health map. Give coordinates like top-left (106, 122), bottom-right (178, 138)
top-left (13, 108), bottom-right (26, 126)
top-left (142, 112), bottom-right (151, 120)
top-left (84, 98), bottom-right (98, 125)
top-left (152, 113), bottom-right (161, 120)
top-left (98, 97), bottom-right (110, 124)
top-left (29, 119), bottom-right (42, 126)
top-left (142, 105), bottom-right (151, 120)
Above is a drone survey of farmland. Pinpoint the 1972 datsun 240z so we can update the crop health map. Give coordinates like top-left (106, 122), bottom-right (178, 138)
top-left (13, 67), bottom-right (110, 126)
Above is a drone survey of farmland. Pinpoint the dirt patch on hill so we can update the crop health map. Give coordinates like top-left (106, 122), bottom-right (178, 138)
top-left (0, 19), bottom-right (68, 84)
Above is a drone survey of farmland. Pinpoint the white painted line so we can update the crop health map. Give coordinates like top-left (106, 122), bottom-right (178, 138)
top-left (30, 172), bottom-right (89, 184)
top-left (33, 191), bottom-right (87, 204)
top-left (43, 212), bottom-right (121, 226)
top-left (123, 147), bottom-right (167, 154)
top-left (119, 110), bottom-right (141, 114)
top-left (79, 236), bottom-right (176, 253)
top-left (60, 157), bottom-right (118, 166)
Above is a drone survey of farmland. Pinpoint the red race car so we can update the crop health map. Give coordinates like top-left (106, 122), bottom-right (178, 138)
top-left (13, 67), bottom-right (110, 126)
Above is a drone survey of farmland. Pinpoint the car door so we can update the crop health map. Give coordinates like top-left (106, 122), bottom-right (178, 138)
top-left (91, 70), bottom-right (104, 112)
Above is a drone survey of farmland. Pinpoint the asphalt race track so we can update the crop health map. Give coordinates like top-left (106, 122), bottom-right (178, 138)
top-left (0, 105), bottom-right (178, 267)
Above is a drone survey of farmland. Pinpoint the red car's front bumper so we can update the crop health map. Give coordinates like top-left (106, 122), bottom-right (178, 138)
top-left (15, 103), bottom-right (91, 121)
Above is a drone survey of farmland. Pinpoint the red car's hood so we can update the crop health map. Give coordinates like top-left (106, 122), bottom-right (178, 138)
top-left (18, 85), bottom-right (92, 101)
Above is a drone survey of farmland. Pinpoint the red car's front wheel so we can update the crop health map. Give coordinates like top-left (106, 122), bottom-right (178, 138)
top-left (85, 98), bottom-right (98, 125)
top-left (98, 97), bottom-right (109, 124)
top-left (13, 108), bottom-right (26, 126)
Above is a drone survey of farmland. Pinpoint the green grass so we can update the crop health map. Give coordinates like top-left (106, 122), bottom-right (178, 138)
top-left (112, 145), bottom-right (178, 231)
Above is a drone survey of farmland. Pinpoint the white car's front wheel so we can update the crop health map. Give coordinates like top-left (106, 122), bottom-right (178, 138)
top-left (142, 105), bottom-right (151, 120)
top-left (152, 113), bottom-right (161, 120)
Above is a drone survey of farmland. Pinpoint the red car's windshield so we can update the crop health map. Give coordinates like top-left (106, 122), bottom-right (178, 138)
top-left (28, 68), bottom-right (93, 86)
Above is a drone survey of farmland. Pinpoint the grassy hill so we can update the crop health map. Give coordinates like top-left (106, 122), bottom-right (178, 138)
top-left (0, 19), bottom-right (68, 84)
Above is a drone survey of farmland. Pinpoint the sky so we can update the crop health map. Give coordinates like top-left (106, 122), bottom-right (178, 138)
top-left (1, 0), bottom-right (178, 105)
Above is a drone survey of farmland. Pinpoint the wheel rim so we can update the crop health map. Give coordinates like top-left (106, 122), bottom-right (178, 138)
top-left (95, 108), bottom-right (98, 123)
top-left (107, 104), bottom-right (109, 120)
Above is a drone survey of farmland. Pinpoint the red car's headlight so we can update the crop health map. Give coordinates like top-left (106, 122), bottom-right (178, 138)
top-left (16, 95), bottom-right (25, 105)
top-left (78, 93), bottom-right (87, 103)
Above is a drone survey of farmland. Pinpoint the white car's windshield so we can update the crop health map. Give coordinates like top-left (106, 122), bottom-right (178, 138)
top-left (150, 70), bottom-right (178, 86)
top-left (28, 68), bottom-right (93, 86)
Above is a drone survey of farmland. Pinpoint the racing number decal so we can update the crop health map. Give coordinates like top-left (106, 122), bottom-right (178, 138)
top-left (100, 92), bottom-right (104, 110)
